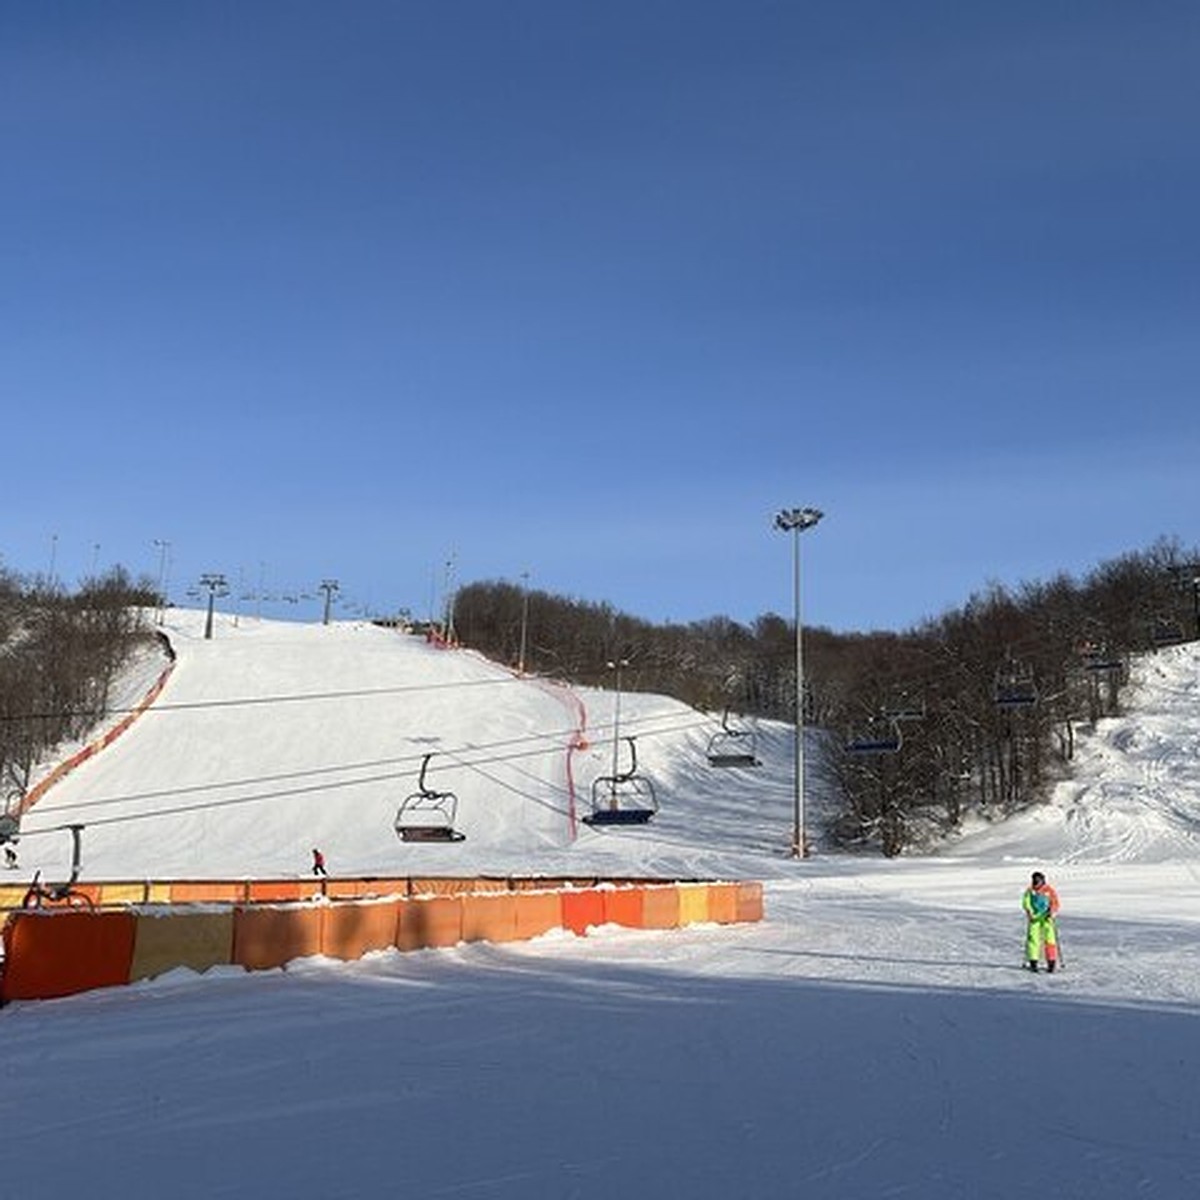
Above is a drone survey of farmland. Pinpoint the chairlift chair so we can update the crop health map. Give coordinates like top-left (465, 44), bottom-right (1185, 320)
top-left (706, 710), bottom-right (760, 768)
top-left (394, 753), bottom-right (466, 843)
top-left (882, 693), bottom-right (926, 723)
top-left (1082, 646), bottom-right (1123, 674)
top-left (844, 717), bottom-right (903, 756)
top-left (584, 737), bottom-right (658, 826)
top-left (1151, 618), bottom-right (1185, 648)
top-left (994, 664), bottom-right (1038, 709)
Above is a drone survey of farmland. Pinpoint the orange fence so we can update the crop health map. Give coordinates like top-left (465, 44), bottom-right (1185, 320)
top-left (0, 877), bottom-right (764, 1003)
top-left (19, 661), bottom-right (176, 817)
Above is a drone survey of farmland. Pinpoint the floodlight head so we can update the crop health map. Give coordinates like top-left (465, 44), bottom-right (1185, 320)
top-left (774, 506), bottom-right (824, 532)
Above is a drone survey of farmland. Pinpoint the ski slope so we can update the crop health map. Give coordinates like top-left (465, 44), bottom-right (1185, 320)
top-left (6, 611), bottom-right (1200, 1199)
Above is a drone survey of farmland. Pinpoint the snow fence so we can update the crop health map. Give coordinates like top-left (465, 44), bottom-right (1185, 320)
top-left (0, 876), bottom-right (763, 1002)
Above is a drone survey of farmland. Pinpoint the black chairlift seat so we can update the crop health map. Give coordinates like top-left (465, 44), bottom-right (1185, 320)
top-left (584, 737), bottom-right (658, 827)
top-left (706, 711), bottom-right (760, 768)
top-left (1151, 619), bottom-right (1185, 648)
top-left (395, 754), bottom-right (466, 844)
top-left (844, 719), bottom-right (902, 756)
top-left (994, 663), bottom-right (1038, 709)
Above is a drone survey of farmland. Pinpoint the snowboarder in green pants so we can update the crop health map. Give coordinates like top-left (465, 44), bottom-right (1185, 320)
top-left (1022, 870), bottom-right (1060, 972)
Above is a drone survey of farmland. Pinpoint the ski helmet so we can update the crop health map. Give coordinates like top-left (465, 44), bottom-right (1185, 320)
top-left (1031, 871), bottom-right (1045, 886)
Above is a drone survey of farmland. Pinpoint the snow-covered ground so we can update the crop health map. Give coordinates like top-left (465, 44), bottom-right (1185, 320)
top-left (5, 610), bottom-right (1200, 1198)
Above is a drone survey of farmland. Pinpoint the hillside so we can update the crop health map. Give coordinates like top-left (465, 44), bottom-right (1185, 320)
top-left (6, 610), bottom-right (1200, 1199)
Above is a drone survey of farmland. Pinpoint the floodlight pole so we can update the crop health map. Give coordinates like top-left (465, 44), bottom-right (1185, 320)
top-left (518, 571), bottom-right (530, 675)
top-left (774, 506), bottom-right (823, 858)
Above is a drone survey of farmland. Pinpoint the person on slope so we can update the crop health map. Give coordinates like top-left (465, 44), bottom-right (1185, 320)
top-left (312, 848), bottom-right (328, 878)
top-left (1022, 870), bottom-right (1060, 972)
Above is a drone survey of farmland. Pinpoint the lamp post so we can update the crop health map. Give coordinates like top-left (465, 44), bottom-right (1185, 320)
top-left (518, 571), bottom-right (530, 675)
top-left (773, 506), bottom-right (823, 858)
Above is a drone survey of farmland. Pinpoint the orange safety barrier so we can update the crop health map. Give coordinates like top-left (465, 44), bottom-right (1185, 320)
top-left (1, 910), bottom-right (137, 1001)
top-left (169, 881), bottom-right (248, 904)
top-left (131, 910), bottom-right (235, 981)
top-left (232, 905), bottom-right (323, 971)
top-left (19, 662), bottom-right (175, 817)
top-left (513, 890), bottom-right (563, 940)
top-left (601, 887), bottom-right (644, 928)
top-left (736, 881), bottom-right (764, 923)
top-left (461, 892), bottom-right (520, 943)
top-left (399, 894), bottom-right (463, 950)
top-left (706, 883), bottom-right (740, 924)
top-left (0, 875), bottom-right (763, 1001)
top-left (640, 885), bottom-right (681, 930)
top-left (561, 888), bottom-right (606, 936)
top-left (245, 880), bottom-right (314, 904)
top-left (321, 900), bottom-right (402, 960)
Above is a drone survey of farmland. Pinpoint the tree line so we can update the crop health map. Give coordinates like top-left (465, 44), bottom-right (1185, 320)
top-left (453, 537), bottom-right (1200, 855)
top-left (0, 566), bottom-right (159, 813)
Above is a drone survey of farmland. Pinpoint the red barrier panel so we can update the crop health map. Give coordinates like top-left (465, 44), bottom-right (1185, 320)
top-left (640, 886), bottom-right (681, 930)
top-left (736, 881), bottom-right (764, 923)
top-left (320, 901), bottom-right (401, 960)
top-left (601, 887), bottom-right (644, 928)
top-left (561, 889), bottom-right (605, 936)
top-left (513, 891), bottom-right (563, 940)
top-left (399, 895), bottom-right (463, 950)
top-left (232, 906), bottom-right (323, 970)
top-left (1, 911), bottom-right (137, 1001)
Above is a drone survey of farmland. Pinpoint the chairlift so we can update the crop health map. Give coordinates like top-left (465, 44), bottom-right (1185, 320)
top-left (584, 737), bottom-right (658, 826)
top-left (1081, 644), bottom-right (1123, 674)
top-left (394, 754), bottom-right (466, 843)
top-left (844, 716), bottom-right (903, 756)
top-left (994, 663), bottom-right (1038, 709)
top-left (1151, 617), bottom-right (1185, 648)
top-left (882, 692), bottom-right (926, 722)
top-left (706, 710), bottom-right (760, 768)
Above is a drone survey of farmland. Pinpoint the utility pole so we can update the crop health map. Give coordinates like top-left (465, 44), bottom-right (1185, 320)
top-left (319, 579), bottom-right (340, 625)
top-left (153, 539), bottom-right (171, 626)
top-left (199, 573), bottom-right (228, 640)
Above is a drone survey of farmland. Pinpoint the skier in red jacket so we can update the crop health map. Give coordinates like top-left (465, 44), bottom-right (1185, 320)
top-left (312, 848), bottom-right (327, 877)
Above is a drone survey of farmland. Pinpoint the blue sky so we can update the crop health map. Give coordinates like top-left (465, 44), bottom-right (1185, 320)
top-left (3, 1), bottom-right (1197, 633)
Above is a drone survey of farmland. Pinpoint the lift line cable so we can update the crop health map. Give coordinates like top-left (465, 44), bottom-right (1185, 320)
top-left (18, 711), bottom-right (725, 838)
top-left (20, 705), bottom-right (714, 819)
top-left (0, 673), bottom-right (525, 725)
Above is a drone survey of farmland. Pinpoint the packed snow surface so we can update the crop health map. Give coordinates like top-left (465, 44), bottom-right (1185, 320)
top-left (6, 610), bottom-right (1200, 1198)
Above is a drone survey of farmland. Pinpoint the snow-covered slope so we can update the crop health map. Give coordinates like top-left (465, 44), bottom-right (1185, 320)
top-left (944, 640), bottom-right (1200, 864)
top-left (7, 611), bottom-right (1200, 1199)
top-left (20, 608), bottom-right (813, 882)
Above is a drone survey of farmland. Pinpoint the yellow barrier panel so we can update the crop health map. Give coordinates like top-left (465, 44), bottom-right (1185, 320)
top-left (677, 883), bottom-right (710, 926)
top-left (131, 910), bottom-right (236, 981)
top-left (100, 883), bottom-right (151, 906)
